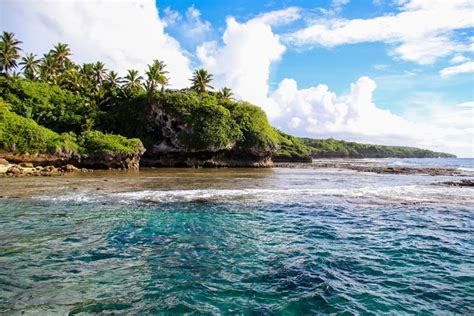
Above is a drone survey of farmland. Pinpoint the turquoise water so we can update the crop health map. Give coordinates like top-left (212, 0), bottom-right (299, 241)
top-left (1, 166), bottom-right (473, 314)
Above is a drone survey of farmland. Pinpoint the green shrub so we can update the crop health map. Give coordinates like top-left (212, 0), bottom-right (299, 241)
top-left (300, 137), bottom-right (451, 158)
top-left (0, 77), bottom-right (95, 134)
top-left (0, 99), bottom-right (78, 154)
top-left (78, 130), bottom-right (143, 155)
top-left (228, 102), bottom-right (279, 152)
top-left (274, 130), bottom-right (311, 158)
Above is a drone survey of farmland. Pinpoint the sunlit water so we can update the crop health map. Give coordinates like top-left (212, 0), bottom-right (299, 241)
top-left (1, 161), bottom-right (473, 314)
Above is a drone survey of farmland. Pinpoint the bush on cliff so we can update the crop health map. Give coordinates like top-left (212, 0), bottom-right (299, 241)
top-left (0, 77), bottom-right (97, 134)
top-left (0, 99), bottom-right (78, 154)
top-left (274, 131), bottom-right (311, 161)
top-left (108, 90), bottom-right (279, 154)
top-left (78, 130), bottom-right (144, 155)
top-left (1, 99), bottom-right (143, 158)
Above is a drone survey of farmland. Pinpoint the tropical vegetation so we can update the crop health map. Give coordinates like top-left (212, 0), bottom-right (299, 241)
top-left (0, 31), bottom-right (451, 162)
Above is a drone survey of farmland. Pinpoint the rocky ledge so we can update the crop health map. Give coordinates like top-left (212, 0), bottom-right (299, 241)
top-left (0, 158), bottom-right (91, 177)
top-left (435, 179), bottom-right (474, 187)
top-left (274, 161), bottom-right (462, 176)
top-left (141, 150), bottom-right (273, 168)
top-left (0, 146), bottom-right (144, 176)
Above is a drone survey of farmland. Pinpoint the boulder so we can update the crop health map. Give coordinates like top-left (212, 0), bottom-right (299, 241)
top-left (0, 158), bottom-right (9, 166)
top-left (6, 165), bottom-right (23, 176)
top-left (62, 164), bottom-right (79, 173)
top-left (19, 162), bottom-right (34, 168)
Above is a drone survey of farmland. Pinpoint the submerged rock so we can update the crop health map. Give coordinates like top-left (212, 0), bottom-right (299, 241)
top-left (436, 179), bottom-right (474, 187)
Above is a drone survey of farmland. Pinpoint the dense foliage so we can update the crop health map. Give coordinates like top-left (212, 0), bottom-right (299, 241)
top-left (108, 90), bottom-right (279, 153)
top-left (273, 131), bottom-right (311, 161)
top-left (0, 99), bottom-right (78, 154)
top-left (301, 138), bottom-right (455, 158)
top-left (0, 77), bottom-right (95, 133)
top-left (0, 99), bottom-right (142, 156)
top-left (78, 131), bottom-right (143, 155)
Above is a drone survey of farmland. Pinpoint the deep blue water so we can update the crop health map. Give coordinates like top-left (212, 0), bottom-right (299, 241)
top-left (0, 166), bottom-right (473, 314)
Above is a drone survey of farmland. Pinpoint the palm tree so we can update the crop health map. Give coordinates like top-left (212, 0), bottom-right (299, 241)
top-left (218, 87), bottom-right (233, 99)
top-left (0, 31), bottom-right (22, 75)
top-left (159, 75), bottom-right (169, 93)
top-left (106, 70), bottom-right (122, 88)
top-left (19, 53), bottom-right (40, 80)
top-left (145, 64), bottom-right (161, 94)
top-left (50, 43), bottom-right (71, 72)
top-left (65, 70), bottom-right (83, 93)
top-left (190, 68), bottom-right (213, 93)
top-left (93, 61), bottom-right (107, 87)
top-left (39, 54), bottom-right (57, 83)
top-left (123, 69), bottom-right (143, 90)
top-left (146, 59), bottom-right (169, 94)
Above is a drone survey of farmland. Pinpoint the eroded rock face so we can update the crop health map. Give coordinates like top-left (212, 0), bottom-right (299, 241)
top-left (141, 151), bottom-right (273, 168)
top-left (78, 146), bottom-right (146, 170)
top-left (143, 106), bottom-right (274, 167)
top-left (0, 144), bottom-right (145, 172)
top-left (146, 109), bottom-right (186, 154)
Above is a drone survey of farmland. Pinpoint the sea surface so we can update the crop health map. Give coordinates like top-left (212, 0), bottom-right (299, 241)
top-left (1, 158), bottom-right (473, 314)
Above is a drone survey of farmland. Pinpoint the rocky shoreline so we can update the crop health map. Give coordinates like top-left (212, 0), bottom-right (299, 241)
top-left (0, 158), bottom-right (92, 177)
top-left (273, 161), bottom-right (464, 176)
top-left (1, 156), bottom-right (472, 179)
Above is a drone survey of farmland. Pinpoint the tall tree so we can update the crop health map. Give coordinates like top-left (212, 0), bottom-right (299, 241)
top-left (145, 59), bottom-right (169, 95)
top-left (93, 61), bottom-right (107, 87)
top-left (106, 71), bottom-right (122, 88)
top-left (0, 32), bottom-right (22, 75)
top-left (50, 43), bottom-right (71, 72)
top-left (218, 87), bottom-right (233, 99)
top-left (190, 68), bottom-right (214, 93)
top-left (39, 54), bottom-right (57, 83)
top-left (19, 53), bottom-right (40, 80)
top-left (123, 69), bottom-right (143, 91)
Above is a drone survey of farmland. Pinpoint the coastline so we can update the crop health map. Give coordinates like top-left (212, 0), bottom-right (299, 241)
top-left (2, 155), bottom-right (473, 182)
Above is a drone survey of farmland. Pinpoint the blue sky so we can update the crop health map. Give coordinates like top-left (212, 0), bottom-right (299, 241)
top-left (3, 0), bottom-right (474, 156)
top-left (160, 0), bottom-right (473, 114)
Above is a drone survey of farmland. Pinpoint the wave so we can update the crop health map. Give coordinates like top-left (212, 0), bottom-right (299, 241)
top-left (35, 185), bottom-right (474, 207)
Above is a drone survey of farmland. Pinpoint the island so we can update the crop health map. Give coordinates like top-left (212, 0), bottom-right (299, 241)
top-left (0, 32), bottom-right (454, 176)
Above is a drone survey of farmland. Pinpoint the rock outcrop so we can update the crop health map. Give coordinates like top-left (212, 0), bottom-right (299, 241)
top-left (141, 106), bottom-right (275, 167)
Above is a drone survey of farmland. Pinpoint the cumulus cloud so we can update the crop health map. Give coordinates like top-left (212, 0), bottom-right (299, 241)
top-left (269, 76), bottom-right (474, 157)
top-left (252, 7), bottom-right (301, 26)
top-left (440, 61), bottom-right (474, 77)
top-left (285, 0), bottom-right (474, 64)
top-left (163, 5), bottom-right (212, 43)
top-left (196, 14), bottom-right (286, 118)
top-left (3, 0), bottom-right (193, 87)
top-left (195, 7), bottom-right (472, 156)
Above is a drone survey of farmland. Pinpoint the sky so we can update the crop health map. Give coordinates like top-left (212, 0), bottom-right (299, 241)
top-left (2, 0), bottom-right (474, 157)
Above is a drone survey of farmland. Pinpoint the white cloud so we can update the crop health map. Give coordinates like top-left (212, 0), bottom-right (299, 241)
top-left (253, 7), bottom-right (301, 26)
top-left (440, 61), bottom-right (474, 77)
top-left (450, 55), bottom-right (470, 64)
top-left (3, 0), bottom-right (193, 88)
top-left (197, 15), bottom-right (286, 118)
top-left (286, 0), bottom-right (474, 64)
top-left (163, 5), bottom-right (212, 43)
top-left (195, 7), bottom-right (472, 156)
top-left (331, 0), bottom-right (350, 12)
top-left (269, 76), bottom-right (474, 157)
top-left (374, 64), bottom-right (389, 70)
top-left (457, 102), bottom-right (474, 107)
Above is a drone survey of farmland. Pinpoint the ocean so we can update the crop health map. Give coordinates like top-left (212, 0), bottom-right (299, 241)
top-left (1, 158), bottom-right (473, 314)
